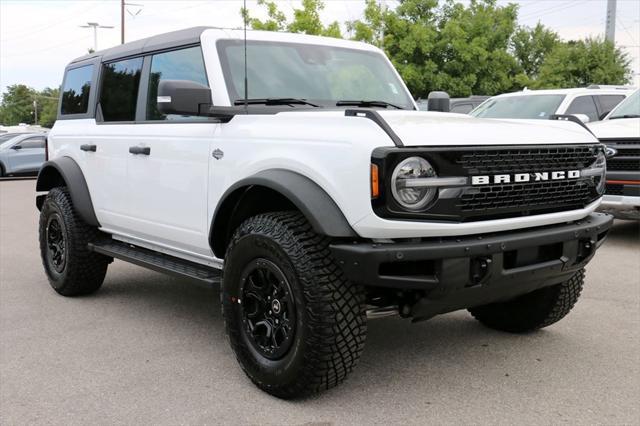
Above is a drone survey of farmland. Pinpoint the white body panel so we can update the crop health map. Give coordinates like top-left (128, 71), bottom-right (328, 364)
top-left (588, 117), bottom-right (640, 139)
top-left (47, 29), bottom-right (606, 266)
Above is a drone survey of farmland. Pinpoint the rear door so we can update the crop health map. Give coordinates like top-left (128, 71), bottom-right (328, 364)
top-left (124, 45), bottom-right (216, 259)
top-left (88, 57), bottom-right (144, 234)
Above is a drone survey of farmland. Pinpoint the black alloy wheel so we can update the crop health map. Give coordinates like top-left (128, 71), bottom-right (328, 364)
top-left (46, 214), bottom-right (67, 273)
top-left (239, 258), bottom-right (297, 360)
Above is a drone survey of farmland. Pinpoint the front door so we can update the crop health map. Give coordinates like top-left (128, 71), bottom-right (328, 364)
top-left (124, 46), bottom-right (215, 259)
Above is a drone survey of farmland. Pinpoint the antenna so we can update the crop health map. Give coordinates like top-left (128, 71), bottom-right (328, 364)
top-left (243, 0), bottom-right (248, 114)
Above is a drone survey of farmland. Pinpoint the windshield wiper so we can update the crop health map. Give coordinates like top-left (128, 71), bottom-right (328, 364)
top-left (233, 98), bottom-right (320, 107)
top-left (336, 100), bottom-right (404, 109)
top-left (609, 114), bottom-right (640, 120)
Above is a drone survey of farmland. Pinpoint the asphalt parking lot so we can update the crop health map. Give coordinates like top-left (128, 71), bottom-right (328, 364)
top-left (1, 179), bottom-right (639, 425)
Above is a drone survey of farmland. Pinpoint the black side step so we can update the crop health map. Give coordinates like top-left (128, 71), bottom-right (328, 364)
top-left (88, 240), bottom-right (221, 285)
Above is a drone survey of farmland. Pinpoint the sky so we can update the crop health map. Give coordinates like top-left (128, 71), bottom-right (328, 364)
top-left (1, 0), bottom-right (639, 94)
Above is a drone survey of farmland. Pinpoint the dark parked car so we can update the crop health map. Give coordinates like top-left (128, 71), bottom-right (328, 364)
top-left (0, 133), bottom-right (47, 176)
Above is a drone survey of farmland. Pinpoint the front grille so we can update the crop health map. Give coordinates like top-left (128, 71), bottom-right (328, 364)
top-left (460, 180), bottom-right (593, 213)
top-left (372, 144), bottom-right (602, 222)
top-left (607, 159), bottom-right (640, 171)
top-left (601, 138), bottom-right (640, 173)
top-left (606, 183), bottom-right (624, 196)
top-left (456, 146), bottom-right (596, 174)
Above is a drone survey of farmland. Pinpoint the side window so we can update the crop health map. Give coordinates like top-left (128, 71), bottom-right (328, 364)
top-left (100, 57), bottom-right (143, 122)
top-left (146, 46), bottom-right (208, 121)
top-left (565, 96), bottom-right (598, 122)
top-left (17, 137), bottom-right (45, 149)
top-left (596, 95), bottom-right (625, 118)
top-left (451, 103), bottom-right (473, 114)
top-left (61, 65), bottom-right (93, 115)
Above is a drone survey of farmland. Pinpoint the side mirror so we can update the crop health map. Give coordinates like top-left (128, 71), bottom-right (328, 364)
top-left (427, 91), bottom-right (450, 112)
top-left (571, 113), bottom-right (590, 124)
top-left (11, 145), bottom-right (22, 150)
top-left (157, 80), bottom-right (212, 116)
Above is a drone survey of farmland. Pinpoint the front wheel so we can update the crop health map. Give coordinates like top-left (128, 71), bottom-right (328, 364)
top-left (222, 212), bottom-right (367, 399)
top-left (468, 269), bottom-right (585, 333)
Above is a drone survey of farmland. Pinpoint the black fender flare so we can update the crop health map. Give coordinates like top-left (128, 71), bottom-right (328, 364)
top-left (36, 157), bottom-right (100, 227)
top-left (210, 169), bottom-right (356, 254)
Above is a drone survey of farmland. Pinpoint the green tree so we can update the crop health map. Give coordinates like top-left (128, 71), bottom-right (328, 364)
top-left (0, 84), bottom-right (36, 125)
top-left (242, 0), bottom-right (342, 38)
top-left (36, 87), bottom-right (60, 128)
top-left (511, 23), bottom-right (560, 86)
top-left (534, 37), bottom-right (631, 88)
top-left (242, 0), bottom-right (287, 31)
top-left (347, 0), bottom-right (389, 47)
top-left (367, 0), bottom-right (521, 98)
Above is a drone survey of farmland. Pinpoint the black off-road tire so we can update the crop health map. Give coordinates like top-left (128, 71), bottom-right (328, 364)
top-left (222, 212), bottom-right (367, 399)
top-left (39, 187), bottom-right (109, 296)
top-left (468, 269), bottom-right (585, 333)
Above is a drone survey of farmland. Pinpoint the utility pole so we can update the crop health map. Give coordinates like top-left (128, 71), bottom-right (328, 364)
top-left (121, 0), bottom-right (125, 44)
top-left (121, 1), bottom-right (143, 44)
top-left (33, 100), bottom-right (38, 125)
top-left (605, 0), bottom-right (616, 43)
top-left (79, 22), bottom-right (114, 51)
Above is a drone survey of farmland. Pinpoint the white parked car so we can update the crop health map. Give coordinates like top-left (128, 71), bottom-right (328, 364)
top-left (36, 27), bottom-right (612, 398)
top-left (588, 89), bottom-right (640, 220)
top-left (471, 86), bottom-right (634, 122)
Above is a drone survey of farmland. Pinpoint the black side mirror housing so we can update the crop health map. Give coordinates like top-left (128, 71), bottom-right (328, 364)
top-left (157, 80), bottom-right (212, 116)
top-left (12, 145), bottom-right (22, 150)
top-left (427, 91), bottom-right (450, 112)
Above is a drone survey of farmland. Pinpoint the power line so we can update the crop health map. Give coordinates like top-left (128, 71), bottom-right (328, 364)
top-left (1, 35), bottom-right (92, 58)
top-left (0, 2), bottom-right (100, 43)
top-left (520, 0), bottom-right (587, 21)
top-left (617, 17), bottom-right (638, 45)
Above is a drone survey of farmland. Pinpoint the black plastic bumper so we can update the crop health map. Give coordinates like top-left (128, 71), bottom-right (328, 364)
top-left (330, 213), bottom-right (613, 320)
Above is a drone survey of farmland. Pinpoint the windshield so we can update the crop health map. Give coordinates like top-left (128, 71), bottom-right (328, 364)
top-left (471, 94), bottom-right (565, 119)
top-left (608, 90), bottom-right (640, 119)
top-left (217, 40), bottom-right (415, 109)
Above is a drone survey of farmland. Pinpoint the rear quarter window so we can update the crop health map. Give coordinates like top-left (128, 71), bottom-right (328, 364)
top-left (60, 65), bottom-right (94, 115)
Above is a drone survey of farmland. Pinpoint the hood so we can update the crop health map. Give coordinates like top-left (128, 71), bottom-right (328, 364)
top-left (587, 117), bottom-right (640, 139)
top-left (375, 111), bottom-right (599, 146)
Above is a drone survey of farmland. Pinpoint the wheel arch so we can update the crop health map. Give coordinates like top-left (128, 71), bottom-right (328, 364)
top-left (210, 169), bottom-right (356, 258)
top-left (36, 157), bottom-right (100, 227)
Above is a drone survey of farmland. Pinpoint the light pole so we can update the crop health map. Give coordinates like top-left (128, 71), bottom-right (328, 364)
top-left (79, 22), bottom-right (114, 51)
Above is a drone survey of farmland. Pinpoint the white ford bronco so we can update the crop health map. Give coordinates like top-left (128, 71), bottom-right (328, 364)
top-left (37, 27), bottom-right (613, 398)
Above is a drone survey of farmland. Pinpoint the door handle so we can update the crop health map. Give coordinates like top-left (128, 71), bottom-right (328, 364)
top-left (129, 146), bottom-right (150, 155)
top-left (80, 144), bottom-right (96, 152)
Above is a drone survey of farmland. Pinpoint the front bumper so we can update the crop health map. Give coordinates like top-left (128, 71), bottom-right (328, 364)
top-left (331, 213), bottom-right (612, 320)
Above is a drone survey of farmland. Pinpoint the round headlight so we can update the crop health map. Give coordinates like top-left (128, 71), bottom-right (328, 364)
top-left (391, 156), bottom-right (437, 211)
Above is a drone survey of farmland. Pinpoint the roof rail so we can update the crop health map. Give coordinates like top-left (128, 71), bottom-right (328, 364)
top-left (586, 84), bottom-right (635, 90)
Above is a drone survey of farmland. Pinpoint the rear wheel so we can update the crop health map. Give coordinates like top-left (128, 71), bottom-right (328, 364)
top-left (39, 187), bottom-right (109, 296)
top-left (222, 212), bottom-right (367, 399)
top-left (469, 269), bottom-right (585, 333)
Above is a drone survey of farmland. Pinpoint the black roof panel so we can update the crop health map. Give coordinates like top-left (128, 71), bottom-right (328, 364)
top-left (70, 26), bottom-right (212, 64)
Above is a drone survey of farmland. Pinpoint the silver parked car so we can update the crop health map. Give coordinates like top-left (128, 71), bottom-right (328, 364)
top-left (0, 133), bottom-right (47, 177)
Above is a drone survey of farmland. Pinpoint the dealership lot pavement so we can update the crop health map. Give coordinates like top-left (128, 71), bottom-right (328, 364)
top-left (1, 179), bottom-right (639, 425)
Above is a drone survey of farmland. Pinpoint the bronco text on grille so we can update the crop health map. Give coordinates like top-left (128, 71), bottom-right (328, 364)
top-left (372, 145), bottom-right (603, 222)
